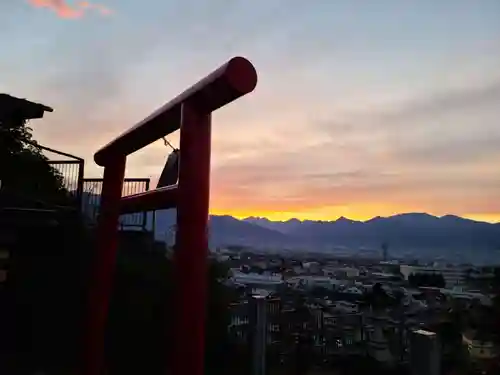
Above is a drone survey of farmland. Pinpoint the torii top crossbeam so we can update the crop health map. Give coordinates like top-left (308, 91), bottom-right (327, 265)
top-left (94, 56), bottom-right (257, 166)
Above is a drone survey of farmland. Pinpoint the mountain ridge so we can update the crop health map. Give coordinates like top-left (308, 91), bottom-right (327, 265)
top-left (154, 212), bottom-right (500, 262)
top-left (80, 194), bottom-right (500, 264)
top-left (243, 213), bottom-right (498, 225)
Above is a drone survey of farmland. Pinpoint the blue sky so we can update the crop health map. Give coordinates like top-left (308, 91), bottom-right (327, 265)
top-left (2, 0), bottom-right (500, 221)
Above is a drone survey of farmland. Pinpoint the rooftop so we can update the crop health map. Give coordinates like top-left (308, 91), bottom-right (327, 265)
top-left (0, 93), bottom-right (53, 122)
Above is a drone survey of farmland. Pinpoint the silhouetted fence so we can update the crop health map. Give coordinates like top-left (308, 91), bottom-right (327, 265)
top-left (82, 178), bottom-right (151, 230)
top-left (48, 160), bottom-right (84, 202)
top-left (34, 142), bottom-right (85, 208)
top-left (34, 140), bottom-right (151, 230)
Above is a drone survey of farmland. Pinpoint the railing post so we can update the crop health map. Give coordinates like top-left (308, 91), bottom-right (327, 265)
top-left (142, 179), bottom-right (150, 232)
top-left (250, 295), bottom-right (267, 375)
top-left (83, 157), bottom-right (126, 375)
top-left (76, 160), bottom-right (85, 212)
top-left (173, 103), bottom-right (211, 375)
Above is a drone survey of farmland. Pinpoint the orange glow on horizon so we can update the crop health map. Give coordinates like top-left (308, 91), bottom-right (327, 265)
top-left (209, 207), bottom-right (500, 224)
top-left (463, 214), bottom-right (500, 224)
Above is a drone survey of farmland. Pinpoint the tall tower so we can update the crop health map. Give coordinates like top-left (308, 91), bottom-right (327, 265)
top-left (381, 242), bottom-right (389, 261)
top-left (409, 329), bottom-right (440, 375)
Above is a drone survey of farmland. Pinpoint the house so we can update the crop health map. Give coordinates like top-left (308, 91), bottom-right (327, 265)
top-left (462, 330), bottom-right (498, 361)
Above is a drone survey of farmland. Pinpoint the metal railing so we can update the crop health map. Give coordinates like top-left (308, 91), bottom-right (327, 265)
top-left (82, 178), bottom-right (151, 230)
top-left (48, 160), bottom-right (84, 204)
top-left (29, 141), bottom-right (85, 209)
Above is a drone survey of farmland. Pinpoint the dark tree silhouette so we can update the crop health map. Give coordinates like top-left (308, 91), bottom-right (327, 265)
top-left (364, 282), bottom-right (396, 310)
top-left (0, 109), bottom-right (68, 206)
top-left (1, 96), bottom-right (83, 374)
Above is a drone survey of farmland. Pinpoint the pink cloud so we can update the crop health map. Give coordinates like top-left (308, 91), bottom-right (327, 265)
top-left (28, 0), bottom-right (112, 19)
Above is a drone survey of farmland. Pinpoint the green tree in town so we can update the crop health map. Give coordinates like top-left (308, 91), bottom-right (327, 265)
top-left (363, 282), bottom-right (397, 310)
top-left (408, 272), bottom-right (445, 288)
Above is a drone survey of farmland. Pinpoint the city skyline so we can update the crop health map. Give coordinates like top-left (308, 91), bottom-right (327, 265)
top-left (3, 0), bottom-right (500, 222)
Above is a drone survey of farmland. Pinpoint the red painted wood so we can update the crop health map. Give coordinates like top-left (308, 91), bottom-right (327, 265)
top-left (85, 56), bottom-right (257, 375)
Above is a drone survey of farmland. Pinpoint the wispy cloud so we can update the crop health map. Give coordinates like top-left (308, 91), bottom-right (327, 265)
top-left (202, 76), bottom-right (500, 219)
top-left (27, 0), bottom-right (111, 19)
top-left (7, 0), bottom-right (500, 221)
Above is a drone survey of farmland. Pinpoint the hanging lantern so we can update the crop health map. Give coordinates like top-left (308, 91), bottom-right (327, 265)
top-left (156, 149), bottom-right (180, 188)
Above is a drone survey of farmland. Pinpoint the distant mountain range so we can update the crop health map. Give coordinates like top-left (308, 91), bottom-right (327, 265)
top-left (81, 192), bottom-right (500, 263)
top-left (153, 211), bottom-right (500, 263)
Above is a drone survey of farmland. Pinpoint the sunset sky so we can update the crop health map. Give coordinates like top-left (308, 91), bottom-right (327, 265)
top-left (2, 1), bottom-right (500, 222)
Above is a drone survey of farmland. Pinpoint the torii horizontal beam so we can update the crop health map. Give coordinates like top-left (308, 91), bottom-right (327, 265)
top-left (94, 56), bottom-right (257, 166)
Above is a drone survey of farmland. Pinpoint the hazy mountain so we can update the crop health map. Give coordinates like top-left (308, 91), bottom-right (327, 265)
top-left (153, 211), bottom-right (500, 256)
top-left (208, 215), bottom-right (292, 248)
top-left (243, 213), bottom-right (500, 255)
top-left (244, 217), bottom-right (306, 234)
top-left (153, 210), bottom-right (294, 249)
top-left (82, 192), bottom-right (500, 263)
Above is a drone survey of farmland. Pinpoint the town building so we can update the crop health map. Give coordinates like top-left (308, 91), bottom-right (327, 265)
top-left (400, 264), bottom-right (467, 287)
top-left (409, 329), bottom-right (440, 375)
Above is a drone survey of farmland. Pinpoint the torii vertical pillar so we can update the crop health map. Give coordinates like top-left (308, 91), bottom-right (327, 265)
top-left (84, 57), bottom-right (258, 375)
top-left (173, 103), bottom-right (211, 375)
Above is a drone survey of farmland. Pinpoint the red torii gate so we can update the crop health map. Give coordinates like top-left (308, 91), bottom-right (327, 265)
top-left (84, 57), bottom-right (258, 375)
